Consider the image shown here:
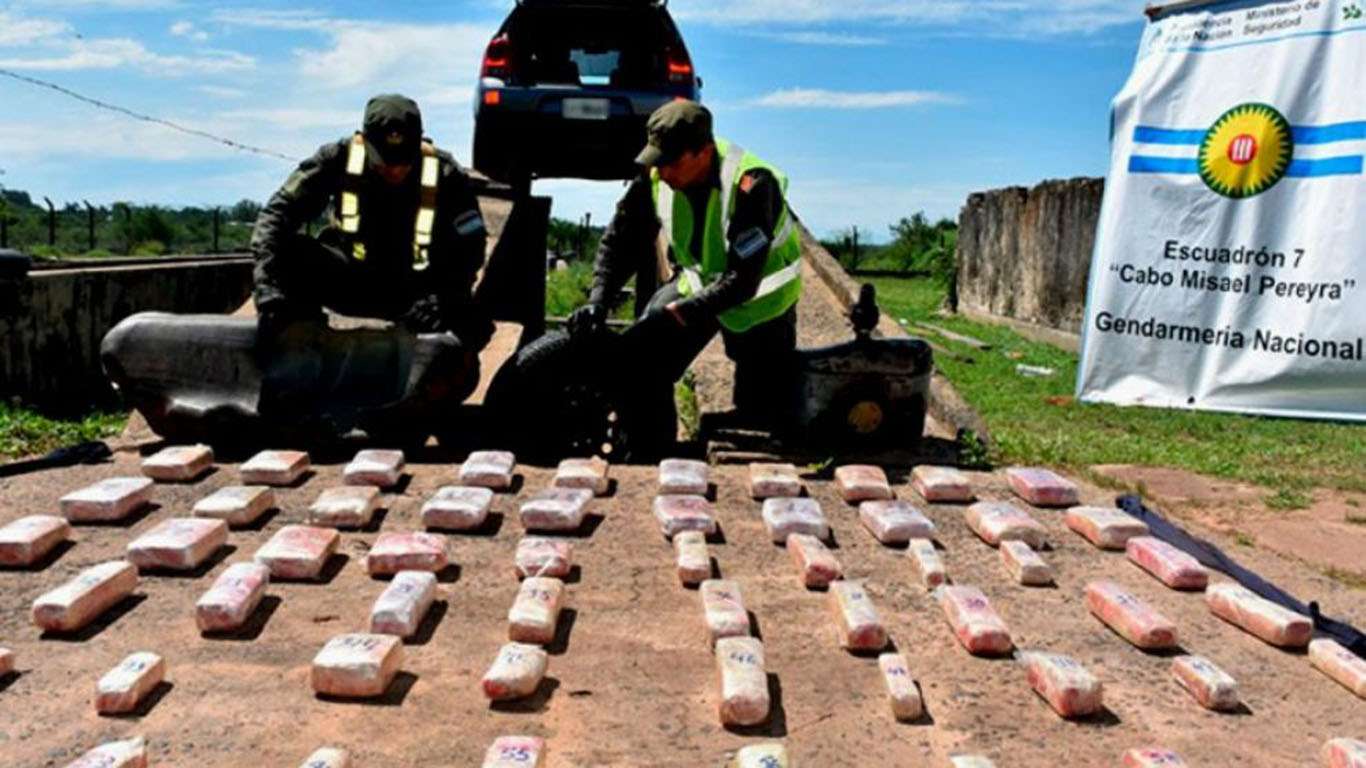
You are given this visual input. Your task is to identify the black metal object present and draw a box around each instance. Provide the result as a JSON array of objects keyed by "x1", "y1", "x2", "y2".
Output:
[
  {"x1": 0, "y1": 441, "x2": 110, "y2": 479},
  {"x1": 43, "y1": 196, "x2": 55, "y2": 246},
  {"x1": 83, "y1": 200, "x2": 96, "y2": 252},
  {"x1": 0, "y1": 248, "x2": 30, "y2": 279},
  {"x1": 101, "y1": 313, "x2": 477, "y2": 447}
]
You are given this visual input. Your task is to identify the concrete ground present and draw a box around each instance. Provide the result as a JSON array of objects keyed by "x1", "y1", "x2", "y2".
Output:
[{"x1": 1, "y1": 199, "x2": 1362, "y2": 767}]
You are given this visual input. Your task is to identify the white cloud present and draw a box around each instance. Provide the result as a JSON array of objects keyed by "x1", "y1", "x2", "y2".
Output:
[
  {"x1": 0, "y1": 38, "x2": 254, "y2": 73},
  {"x1": 757, "y1": 31, "x2": 888, "y2": 46},
  {"x1": 750, "y1": 88, "x2": 959, "y2": 109},
  {"x1": 0, "y1": 12, "x2": 70, "y2": 46},
  {"x1": 169, "y1": 20, "x2": 208, "y2": 42},
  {"x1": 196, "y1": 84, "x2": 247, "y2": 99},
  {"x1": 209, "y1": 8, "x2": 329, "y2": 32},
  {"x1": 674, "y1": 0, "x2": 1138, "y2": 36},
  {"x1": 293, "y1": 21, "x2": 492, "y2": 92}
]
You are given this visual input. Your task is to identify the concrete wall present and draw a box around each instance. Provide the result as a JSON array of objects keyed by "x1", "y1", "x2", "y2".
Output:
[
  {"x1": 956, "y1": 178, "x2": 1104, "y2": 342},
  {"x1": 0, "y1": 257, "x2": 253, "y2": 409}
]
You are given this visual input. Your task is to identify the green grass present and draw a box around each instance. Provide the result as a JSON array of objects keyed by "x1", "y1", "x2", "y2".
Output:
[
  {"x1": 545, "y1": 260, "x2": 639, "y2": 321},
  {"x1": 869, "y1": 275, "x2": 1366, "y2": 497},
  {"x1": 675, "y1": 370, "x2": 701, "y2": 442},
  {"x1": 0, "y1": 402, "x2": 127, "y2": 462}
]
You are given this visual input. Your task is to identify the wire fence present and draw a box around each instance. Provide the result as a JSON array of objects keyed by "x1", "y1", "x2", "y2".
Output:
[{"x1": 0, "y1": 193, "x2": 259, "y2": 258}]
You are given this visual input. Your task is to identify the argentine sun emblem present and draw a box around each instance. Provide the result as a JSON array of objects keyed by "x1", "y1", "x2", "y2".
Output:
[{"x1": 1197, "y1": 103, "x2": 1294, "y2": 198}]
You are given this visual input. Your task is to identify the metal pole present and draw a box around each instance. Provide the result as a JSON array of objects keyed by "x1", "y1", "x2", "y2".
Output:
[
  {"x1": 212, "y1": 208, "x2": 220, "y2": 253},
  {"x1": 43, "y1": 197, "x2": 55, "y2": 247},
  {"x1": 1, "y1": 217, "x2": 7, "y2": 249},
  {"x1": 83, "y1": 200, "x2": 95, "y2": 252},
  {"x1": 122, "y1": 204, "x2": 133, "y2": 254}
]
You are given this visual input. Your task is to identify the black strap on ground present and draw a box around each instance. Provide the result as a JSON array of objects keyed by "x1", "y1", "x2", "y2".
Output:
[
  {"x1": 1117, "y1": 494, "x2": 1366, "y2": 659},
  {"x1": 0, "y1": 441, "x2": 112, "y2": 479}
]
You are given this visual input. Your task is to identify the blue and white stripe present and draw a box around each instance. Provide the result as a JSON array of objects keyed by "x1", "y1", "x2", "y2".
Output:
[{"x1": 1128, "y1": 120, "x2": 1366, "y2": 178}]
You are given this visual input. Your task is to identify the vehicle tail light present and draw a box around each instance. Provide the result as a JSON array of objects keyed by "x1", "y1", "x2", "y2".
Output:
[
  {"x1": 665, "y1": 46, "x2": 693, "y2": 84},
  {"x1": 482, "y1": 33, "x2": 512, "y2": 78}
]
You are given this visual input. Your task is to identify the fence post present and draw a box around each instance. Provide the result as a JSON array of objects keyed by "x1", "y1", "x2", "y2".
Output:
[
  {"x1": 83, "y1": 200, "x2": 96, "y2": 253},
  {"x1": 1, "y1": 217, "x2": 7, "y2": 249},
  {"x1": 121, "y1": 204, "x2": 133, "y2": 254},
  {"x1": 43, "y1": 197, "x2": 56, "y2": 247},
  {"x1": 212, "y1": 208, "x2": 221, "y2": 253}
]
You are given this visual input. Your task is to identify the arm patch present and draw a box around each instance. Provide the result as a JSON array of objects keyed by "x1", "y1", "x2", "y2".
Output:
[
  {"x1": 454, "y1": 209, "x2": 486, "y2": 237},
  {"x1": 733, "y1": 227, "x2": 770, "y2": 262}
]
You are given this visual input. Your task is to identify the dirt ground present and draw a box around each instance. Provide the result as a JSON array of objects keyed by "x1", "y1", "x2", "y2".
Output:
[{"x1": 3, "y1": 207, "x2": 1363, "y2": 766}]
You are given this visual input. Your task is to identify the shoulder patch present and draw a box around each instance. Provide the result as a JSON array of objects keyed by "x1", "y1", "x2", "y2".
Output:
[{"x1": 739, "y1": 173, "x2": 758, "y2": 194}]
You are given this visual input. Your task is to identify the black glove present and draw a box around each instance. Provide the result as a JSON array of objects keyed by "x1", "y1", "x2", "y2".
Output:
[
  {"x1": 401, "y1": 295, "x2": 445, "y2": 334},
  {"x1": 567, "y1": 302, "x2": 607, "y2": 338}
]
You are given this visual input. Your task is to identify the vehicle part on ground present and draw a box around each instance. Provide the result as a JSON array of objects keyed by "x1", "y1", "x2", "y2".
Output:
[{"x1": 101, "y1": 312, "x2": 476, "y2": 448}]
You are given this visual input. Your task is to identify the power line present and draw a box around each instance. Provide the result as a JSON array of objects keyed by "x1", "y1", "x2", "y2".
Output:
[{"x1": 0, "y1": 68, "x2": 301, "y2": 163}]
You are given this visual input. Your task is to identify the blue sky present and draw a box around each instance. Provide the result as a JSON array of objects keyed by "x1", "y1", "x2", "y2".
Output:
[{"x1": 0, "y1": 1, "x2": 1147, "y2": 241}]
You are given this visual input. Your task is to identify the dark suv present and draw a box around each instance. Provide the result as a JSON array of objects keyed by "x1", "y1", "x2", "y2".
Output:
[{"x1": 472, "y1": 0, "x2": 701, "y2": 188}]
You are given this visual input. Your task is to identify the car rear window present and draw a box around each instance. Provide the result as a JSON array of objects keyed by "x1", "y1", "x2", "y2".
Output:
[{"x1": 508, "y1": 7, "x2": 681, "y2": 88}]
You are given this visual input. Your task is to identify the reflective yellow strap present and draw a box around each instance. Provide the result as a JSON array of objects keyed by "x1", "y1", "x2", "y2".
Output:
[
  {"x1": 346, "y1": 134, "x2": 366, "y2": 176},
  {"x1": 340, "y1": 192, "x2": 360, "y2": 234},
  {"x1": 414, "y1": 208, "x2": 435, "y2": 245},
  {"x1": 420, "y1": 154, "x2": 439, "y2": 188},
  {"x1": 352, "y1": 242, "x2": 367, "y2": 262},
  {"x1": 412, "y1": 245, "x2": 429, "y2": 271}
]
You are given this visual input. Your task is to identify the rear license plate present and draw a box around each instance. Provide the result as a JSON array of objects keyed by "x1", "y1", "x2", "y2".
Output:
[{"x1": 563, "y1": 98, "x2": 611, "y2": 121}]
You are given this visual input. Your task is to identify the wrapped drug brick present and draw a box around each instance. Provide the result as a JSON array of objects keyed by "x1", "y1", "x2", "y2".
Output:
[
  {"x1": 196, "y1": 561, "x2": 270, "y2": 633},
  {"x1": 1126, "y1": 536, "x2": 1208, "y2": 590},
  {"x1": 659, "y1": 458, "x2": 708, "y2": 496},
  {"x1": 460, "y1": 451, "x2": 517, "y2": 491},
  {"x1": 127, "y1": 517, "x2": 228, "y2": 571},
  {"x1": 788, "y1": 533, "x2": 842, "y2": 588},
  {"x1": 60, "y1": 477, "x2": 153, "y2": 523},
  {"x1": 1000, "y1": 540, "x2": 1053, "y2": 586},
  {"x1": 964, "y1": 501, "x2": 1047, "y2": 548},
  {"x1": 308, "y1": 485, "x2": 381, "y2": 529},
  {"x1": 370, "y1": 571, "x2": 437, "y2": 638},
  {"x1": 749, "y1": 462, "x2": 801, "y2": 498},
  {"x1": 0, "y1": 647, "x2": 14, "y2": 676},
  {"x1": 343, "y1": 449, "x2": 405, "y2": 488},
  {"x1": 481, "y1": 642, "x2": 549, "y2": 701},
  {"x1": 254, "y1": 525, "x2": 340, "y2": 580},
  {"x1": 0, "y1": 514, "x2": 71, "y2": 567},
  {"x1": 878, "y1": 652, "x2": 924, "y2": 721},
  {"x1": 829, "y1": 580, "x2": 888, "y2": 651},
  {"x1": 1006, "y1": 467, "x2": 1079, "y2": 507},
  {"x1": 701, "y1": 579, "x2": 751, "y2": 642},
  {"x1": 859, "y1": 500, "x2": 936, "y2": 545},
  {"x1": 519, "y1": 487, "x2": 593, "y2": 532},
  {"x1": 193, "y1": 485, "x2": 275, "y2": 528},
  {"x1": 95, "y1": 651, "x2": 165, "y2": 715},
  {"x1": 508, "y1": 576, "x2": 564, "y2": 645},
  {"x1": 835, "y1": 464, "x2": 893, "y2": 503},
  {"x1": 733, "y1": 744, "x2": 789, "y2": 767},
  {"x1": 1205, "y1": 582, "x2": 1312, "y2": 648},
  {"x1": 553, "y1": 457, "x2": 609, "y2": 495},
  {"x1": 907, "y1": 538, "x2": 948, "y2": 589},
  {"x1": 1065, "y1": 506, "x2": 1148, "y2": 550},
  {"x1": 1123, "y1": 748, "x2": 1188, "y2": 767},
  {"x1": 936, "y1": 585, "x2": 1013, "y2": 655},
  {"x1": 950, "y1": 757, "x2": 996, "y2": 768},
  {"x1": 675, "y1": 531, "x2": 711, "y2": 586},
  {"x1": 32, "y1": 560, "x2": 139, "y2": 632},
  {"x1": 141, "y1": 444, "x2": 214, "y2": 482},
  {"x1": 364, "y1": 531, "x2": 449, "y2": 575},
  {"x1": 653, "y1": 495, "x2": 717, "y2": 539},
  {"x1": 1022, "y1": 651, "x2": 1104, "y2": 718},
  {"x1": 299, "y1": 748, "x2": 351, "y2": 768},
  {"x1": 761, "y1": 497, "x2": 829, "y2": 544},
  {"x1": 715, "y1": 636, "x2": 769, "y2": 726},
  {"x1": 515, "y1": 537, "x2": 573, "y2": 579},
  {"x1": 1309, "y1": 638, "x2": 1366, "y2": 700},
  {"x1": 911, "y1": 465, "x2": 975, "y2": 503},
  {"x1": 311, "y1": 633, "x2": 404, "y2": 698},
  {"x1": 1085, "y1": 580, "x2": 1178, "y2": 650},
  {"x1": 422, "y1": 486, "x2": 494, "y2": 531},
  {"x1": 65, "y1": 737, "x2": 148, "y2": 768},
  {"x1": 240, "y1": 449, "x2": 310, "y2": 485},
  {"x1": 482, "y1": 736, "x2": 546, "y2": 768},
  {"x1": 1170, "y1": 655, "x2": 1240, "y2": 711},
  {"x1": 1323, "y1": 739, "x2": 1366, "y2": 768}
]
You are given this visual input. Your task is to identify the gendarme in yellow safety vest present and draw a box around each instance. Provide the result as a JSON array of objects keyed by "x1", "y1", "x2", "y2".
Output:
[
  {"x1": 651, "y1": 139, "x2": 802, "y2": 333},
  {"x1": 336, "y1": 132, "x2": 440, "y2": 271}
]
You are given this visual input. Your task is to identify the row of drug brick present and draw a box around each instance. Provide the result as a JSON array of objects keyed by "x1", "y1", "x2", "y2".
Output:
[{"x1": 49, "y1": 735, "x2": 1366, "y2": 768}]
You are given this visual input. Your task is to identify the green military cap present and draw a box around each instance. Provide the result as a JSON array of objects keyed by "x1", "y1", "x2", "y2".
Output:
[
  {"x1": 363, "y1": 94, "x2": 423, "y2": 165},
  {"x1": 635, "y1": 100, "x2": 714, "y2": 168}
]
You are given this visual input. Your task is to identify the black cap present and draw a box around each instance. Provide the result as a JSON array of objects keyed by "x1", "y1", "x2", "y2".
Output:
[
  {"x1": 363, "y1": 94, "x2": 423, "y2": 165},
  {"x1": 636, "y1": 100, "x2": 713, "y2": 167}
]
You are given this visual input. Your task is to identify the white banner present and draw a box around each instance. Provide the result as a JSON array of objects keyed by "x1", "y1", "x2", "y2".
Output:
[{"x1": 1077, "y1": 0, "x2": 1366, "y2": 420}]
